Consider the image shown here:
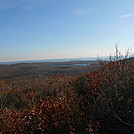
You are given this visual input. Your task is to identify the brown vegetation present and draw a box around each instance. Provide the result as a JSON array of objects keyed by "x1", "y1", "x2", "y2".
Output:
[{"x1": 0, "y1": 49, "x2": 134, "y2": 133}]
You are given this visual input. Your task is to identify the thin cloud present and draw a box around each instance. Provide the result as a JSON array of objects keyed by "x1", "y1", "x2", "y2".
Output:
[
  {"x1": 118, "y1": 13, "x2": 134, "y2": 19},
  {"x1": 0, "y1": 0, "x2": 53, "y2": 10},
  {"x1": 63, "y1": 24, "x2": 118, "y2": 32},
  {"x1": 120, "y1": 1, "x2": 134, "y2": 8},
  {"x1": 71, "y1": 4, "x2": 104, "y2": 16},
  {"x1": 71, "y1": 8, "x2": 93, "y2": 15},
  {"x1": 0, "y1": 0, "x2": 18, "y2": 9}
]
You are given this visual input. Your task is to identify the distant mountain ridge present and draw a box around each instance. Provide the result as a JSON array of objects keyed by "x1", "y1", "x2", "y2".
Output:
[
  {"x1": 0, "y1": 56, "x2": 133, "y2": 65},
  {"x1": 0, "y1": 57, "x2": 101, "y2": 65}
]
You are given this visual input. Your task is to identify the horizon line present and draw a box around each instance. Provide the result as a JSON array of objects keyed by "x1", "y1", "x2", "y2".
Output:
[{"x1": 0, "y1": 56, "x2": 108, "y2": 64}]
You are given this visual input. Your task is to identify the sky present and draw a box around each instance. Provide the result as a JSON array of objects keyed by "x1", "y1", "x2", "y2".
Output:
[{"x1": 0, "y1": 0, "x2": 134, "y2": 62}]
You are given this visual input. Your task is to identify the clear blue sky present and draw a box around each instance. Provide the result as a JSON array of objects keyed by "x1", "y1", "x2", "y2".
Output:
[{"x1": 0, "y1": 0, "x2": 134, "y2": 62}]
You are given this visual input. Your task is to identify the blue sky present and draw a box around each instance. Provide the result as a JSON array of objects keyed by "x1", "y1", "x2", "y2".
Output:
[{"x1": 0, "y1": 0, "x2": 134, "y2": 62}]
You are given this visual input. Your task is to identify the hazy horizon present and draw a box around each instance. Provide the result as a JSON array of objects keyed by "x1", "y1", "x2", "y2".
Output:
[
  {"x1": 0, "y1": 0, "x2": 134, "y2": 62},
  {"x1": 0, "y1": 56, "x2": 101, "y2": 64}
]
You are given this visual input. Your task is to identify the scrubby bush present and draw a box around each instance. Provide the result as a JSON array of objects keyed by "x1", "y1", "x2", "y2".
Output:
[
  {"x1": 73, "y1": 47, "x2": 134, "y2": 133},
  {"x1": 0, "y1": 47, "x2": 133, "y2": 133}
]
